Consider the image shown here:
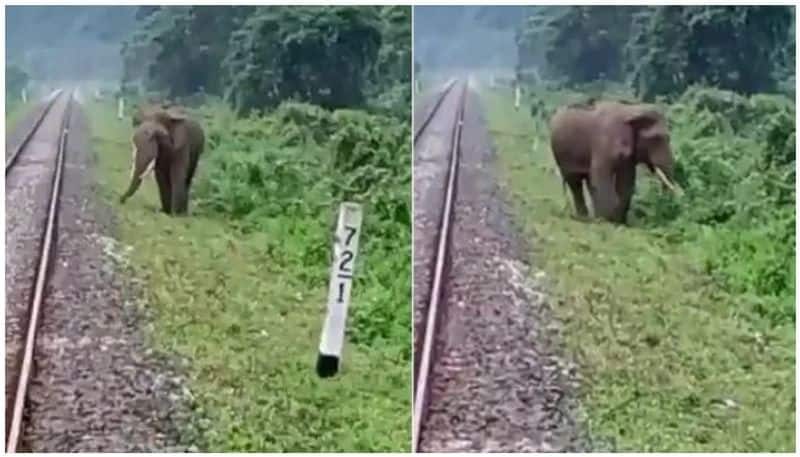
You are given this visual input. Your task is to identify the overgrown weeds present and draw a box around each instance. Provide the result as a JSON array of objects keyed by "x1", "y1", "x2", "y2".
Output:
[
  {"x1": 489, "y1": 84, "x2": 795, "y2": 451},
  {"x1": 89, "y1": 97, "x2": 410, "y2": 450}
]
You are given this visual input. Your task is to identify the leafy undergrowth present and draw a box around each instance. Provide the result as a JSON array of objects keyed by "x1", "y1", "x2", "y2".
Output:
[
  {"x1": 483, "y1": 87, "x2": 795, "y2": 451},
  {"x1": 86, "y1": 99, "x2": 409, "y2": 451}
]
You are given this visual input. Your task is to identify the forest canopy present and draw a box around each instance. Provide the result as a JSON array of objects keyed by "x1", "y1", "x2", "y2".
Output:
[
  {"x1": 516, "y1": 6, "x2": 795, "y2": 99},
  {"x1": 121, "y1": 6, "x2": 411, "y2": 115}
]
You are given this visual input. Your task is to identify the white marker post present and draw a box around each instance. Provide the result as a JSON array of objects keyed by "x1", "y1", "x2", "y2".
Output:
[
  {"x1": 21, "y1": 88, "x2": 27, "y2": 103},
  {"x1": 514, "y1": 84, "x2": 521, "y2": 110},
  {"x1": 117, "y1": 97, "x2": 125, "y2": 120},
  {"x1": 317, "y1": 202, "x2": 363, "y2": 377}
]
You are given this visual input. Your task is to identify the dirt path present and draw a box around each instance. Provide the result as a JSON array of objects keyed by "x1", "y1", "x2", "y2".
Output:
[
  {"x1": 5, "y1": 98, "x2": 194, "y2": 451},
  {"x1": 417, "y1": 85, "x2": 585, "y2": 452}
]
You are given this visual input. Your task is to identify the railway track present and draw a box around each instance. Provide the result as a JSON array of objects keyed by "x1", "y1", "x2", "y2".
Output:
[
  {"x1": 413, "y1": 78, "x2": 581, "y2": 452},
  {"x1": 5, "y1": 89, "x2": 73, "y2": 453},
  {"x1": 413, "y1": 79, "x2": 456, "y2": 143},
  {"x1": 5, "y1": 90, "x2": 64, "y2": 174},
  {"x1": 412, "y1": 79, "x2": 467, "y2": 452}
]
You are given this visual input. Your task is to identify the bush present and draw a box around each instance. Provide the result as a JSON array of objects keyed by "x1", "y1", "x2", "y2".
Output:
[
  {"x1": 191, "y1": 102, "x2": 411, "y2": 355},
  {"x1": 633, "y1": 87, "x2": 795, "y2": 321},
  {"x1": 6, "y1": 64, "x2": 29, "y2": 101}
]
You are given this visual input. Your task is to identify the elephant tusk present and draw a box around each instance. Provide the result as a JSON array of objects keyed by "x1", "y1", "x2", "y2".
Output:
[
  {"x1": 139, "y1": 159, "x2": 156, "y2": 179},
  {"x1": 654, "y1": 168, "x2": 683, "y2": 196}
]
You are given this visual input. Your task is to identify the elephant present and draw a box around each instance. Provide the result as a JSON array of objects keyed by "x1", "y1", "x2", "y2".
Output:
[
  {"x1": 549, "y1": 100, "x2": 680, "y2": 224},
  {"x1": 131, "y1": 101, "x2": 177, "y2": 127},
  {"x1": 119, "y1": 108, "x2": 205, "y2": 215}
]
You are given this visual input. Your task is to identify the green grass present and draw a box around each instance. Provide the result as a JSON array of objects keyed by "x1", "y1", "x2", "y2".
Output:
[
  {"x1": 86, "y1": 101, "x2": 410, "y2": 451},
  {"x1": 482, "y1": 89, "x2": 795, "y2": 452},
  {"x1": 6, "y1": 98, "x2": 30, "y2": 131}
]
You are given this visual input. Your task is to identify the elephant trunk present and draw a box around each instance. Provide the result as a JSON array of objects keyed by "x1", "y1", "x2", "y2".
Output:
[{"x1": 119, "y1": 176, "x2": 143, "y2": 204}]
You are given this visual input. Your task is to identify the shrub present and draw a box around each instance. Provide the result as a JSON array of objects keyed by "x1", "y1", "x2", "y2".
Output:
[
  {"x1": 192, "y1": 102, "x2": 411, "y2": 354},
  {"x1": 633, "y1": 87, "x2": 794, "y2": 320}
]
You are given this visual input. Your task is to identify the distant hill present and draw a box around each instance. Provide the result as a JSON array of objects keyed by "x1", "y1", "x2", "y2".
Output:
[
  {"x1": 6, "y1": 6, "x2": 137, "y2": 81},
  {"x1": 413, "y1": 6, "x2": 535, "y2": 71}
]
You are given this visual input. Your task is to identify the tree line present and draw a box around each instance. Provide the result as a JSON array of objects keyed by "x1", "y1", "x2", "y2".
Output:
[
  {"x1": 121, "y1": 6, "x2": 411, "y2": 115},
  {"x1": 516, "y1": 6, "x2": 795, "y2": 99}
]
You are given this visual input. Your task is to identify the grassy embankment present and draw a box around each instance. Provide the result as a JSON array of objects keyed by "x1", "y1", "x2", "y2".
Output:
[
  {"x1": 482, "y1": 86, "x2": 794, "y2": 451},
  {"x1": 85, "y1": 99, "x2": 410, "y2": 451}
]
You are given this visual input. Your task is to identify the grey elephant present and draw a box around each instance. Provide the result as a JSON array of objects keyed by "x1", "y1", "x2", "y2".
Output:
[
  {"x1": 120, "y1": 107, "x2": 205, "y2": 215},
  {"x1": 549, "y1": 100, "x2": 681, "y2": 224}
]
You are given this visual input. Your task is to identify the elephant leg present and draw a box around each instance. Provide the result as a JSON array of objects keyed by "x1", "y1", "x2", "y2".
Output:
[
  {"x1": 184, "y1": 150, "x2": 199, "y2": 191},
  {"x1": 154, "y1": 164, "x2": 172, "y2": 214},
  {"x1": 615, "y1": 162, "x2": 636, "y2": 224},
  {"x1": 169, "y1": 155, "x2": 190, "y2": 215},
  {"x1": 565, "y1": 174, "x2": 589, "y2": 218},
  {"x1": 588, "y1": 162, "x2": 620, "y2": 222}
]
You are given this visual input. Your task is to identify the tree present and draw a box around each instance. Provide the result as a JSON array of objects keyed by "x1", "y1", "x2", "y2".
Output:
[
  {"x1": 517, "y1": 6, "x2": 639, "y2": 84},
  {"x1": 628, "y1": 6, "x2": 793, "y2": 100},
  {"x1": 121, "y1": 6, "x2": 251, "y2": 98},
  {"x1": 6, "y1": 64, "x2": 30, "y2": 101},
  {"x1": 224, "y1": 7, "x2": 382, "y2": 113},
  {"x1": 516, "y1": 6, "x2": 794, "y2": 99},
  {"x1": 374, "y1": 6, "x2": 411, "y2": 90}
]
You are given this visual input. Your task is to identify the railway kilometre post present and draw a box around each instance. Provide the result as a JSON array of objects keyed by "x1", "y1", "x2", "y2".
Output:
[{"x1": 316, "y1": 202, "x2": 363, "y2": 378}]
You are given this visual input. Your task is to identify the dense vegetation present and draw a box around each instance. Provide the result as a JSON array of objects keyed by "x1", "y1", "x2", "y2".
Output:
[
  {"x1": 88, "y1": 99, "x2": 410, "y2": 450},
  {"x1": 119, "y1": 3, "x2": 411, "y2": 361},
  {"x1": 515, "y1": 5, "x2": 795, "y2": 325},
  {"x1": 191, "y1": 100, "x2": 411, "y2": 353},
  {"x1": 121, "y1": 6, "x2": 410, "y2": 116},
  {"x1": 502, "y1": 5, "x2": 794, "y2": 451},
  {"x1": 488, "y1": 86, "x2": 795, "y2": 451},
  {"x1": 636, "y1": 87, "x2": 795, "y2": 324},
  {"x1": 517, "y1": 6, "x2": 795, "y2": 99},
  {"x1": 108, "y1": 6, "x2": 411, "y2": 450}
]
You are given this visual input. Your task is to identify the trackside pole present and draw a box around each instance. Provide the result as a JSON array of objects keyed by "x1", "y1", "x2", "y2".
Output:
[
  {"x1": 317, "y1": 202, "x2": 363, "y2": 378},
  {"x1": 514, "y1": 85, "x2": 521, "y2": 110},
  {"x1": 118, "y1": 97, "x2": 124, "y2": 120},
  {"x1": 21, "y1": 88, "x2": 27, "y2": 103}
]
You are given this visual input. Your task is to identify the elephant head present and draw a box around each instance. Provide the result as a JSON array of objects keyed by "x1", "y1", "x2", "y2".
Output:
[
  {"x1": 132, "y1": 101, "x2": 183, "y2": 127},
  {"x1": 119, "y1": 120, "x2": 173, "y2": 204},
  {"x1": 624, "y1": 105, "x2": 681, "y2": 194}
]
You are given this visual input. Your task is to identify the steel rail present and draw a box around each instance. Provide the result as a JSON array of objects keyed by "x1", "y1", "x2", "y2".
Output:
[
  {"x1": 413, "y1": 79, "x2": 457, "y2": 144},
  {"x1": 6, "y1": 90, "x2": 73, "y2": 453},
  {"x1": 6, "y1": 89, "x2": 64, "y2": 174},
  {"x1": 412, "y1": 81, "x2": 467, "y2": 452}
]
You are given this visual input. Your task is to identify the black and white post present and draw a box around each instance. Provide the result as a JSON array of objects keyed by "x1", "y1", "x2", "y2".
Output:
[{"x1": 317, "y1": 202, "x2": 363, "y2": 378}]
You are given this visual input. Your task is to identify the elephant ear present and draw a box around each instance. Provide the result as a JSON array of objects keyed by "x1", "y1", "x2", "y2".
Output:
[{"x1": 625, "y1": 106, "x2": 663, "y2": 132}]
